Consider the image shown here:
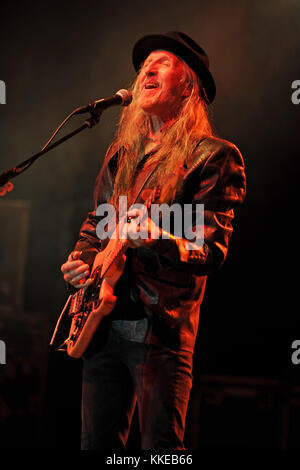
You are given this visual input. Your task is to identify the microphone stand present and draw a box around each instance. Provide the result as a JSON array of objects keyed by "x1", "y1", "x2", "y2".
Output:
[{"x1": 0, "y1": 107, "x2": 101, "y2": 190}]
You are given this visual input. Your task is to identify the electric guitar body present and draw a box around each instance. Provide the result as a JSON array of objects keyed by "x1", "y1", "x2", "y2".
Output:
[
  {"x1": 66, "y1": 246, "x2": 126, "y2": 358},
  {"x1": 51, "y1": 232, "x2": 127, "y2": 359}
]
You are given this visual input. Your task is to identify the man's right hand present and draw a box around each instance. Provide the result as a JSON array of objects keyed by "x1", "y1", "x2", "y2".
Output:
[{"x1": 61, "y1": 251, "x2": 94, "y2": 289}]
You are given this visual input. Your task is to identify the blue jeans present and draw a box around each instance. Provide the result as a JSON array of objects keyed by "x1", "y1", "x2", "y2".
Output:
[{"x1": 81, "y1": 321, "x2": 193, "y2": 450}]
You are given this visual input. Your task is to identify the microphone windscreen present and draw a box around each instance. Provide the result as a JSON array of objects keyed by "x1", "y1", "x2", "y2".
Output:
[{"x1": 115, "y1": 89, "x2": 132, "y2": 106}]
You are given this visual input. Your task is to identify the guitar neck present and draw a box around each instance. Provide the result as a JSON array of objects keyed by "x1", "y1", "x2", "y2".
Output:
[
  {"x1": 100, "y1": 237, "x2": 128, "y2": 278},
  {"x1": 98, "y1": 185, "x2": 157, "y2": 279}
]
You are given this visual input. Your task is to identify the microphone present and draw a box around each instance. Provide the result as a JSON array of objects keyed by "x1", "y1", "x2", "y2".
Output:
[{"x1": 74, "y1": 89, "x2": 132, "y2": 115}]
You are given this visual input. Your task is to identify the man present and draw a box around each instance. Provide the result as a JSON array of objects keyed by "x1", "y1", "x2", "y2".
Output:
[{"x1": 60, "y1": 31, "x2": 246, "y2": 450}]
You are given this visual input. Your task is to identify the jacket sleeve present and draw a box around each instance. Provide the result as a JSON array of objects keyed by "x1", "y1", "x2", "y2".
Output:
[
  {"x1": 72, "y1": 145, "x2": 116, "y2": 268},
  {"x1": 152, "y1": 141, "x2": 246, "y2": 276},
  {"x1": 72, "y1": 211, "x2": 103, "y2": 267}
]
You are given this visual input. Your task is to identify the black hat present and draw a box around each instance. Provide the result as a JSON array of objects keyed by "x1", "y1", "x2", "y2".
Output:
[{"x1": 132, "y1": 31, "x2": 216, "y2": 104}]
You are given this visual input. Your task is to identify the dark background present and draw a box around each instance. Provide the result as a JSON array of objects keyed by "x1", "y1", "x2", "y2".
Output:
[{"x1": 0, "y1": 0, "x2": 299, "y2": 450}]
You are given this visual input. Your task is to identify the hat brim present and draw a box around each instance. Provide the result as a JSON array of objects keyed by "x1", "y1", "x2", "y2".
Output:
[{"x1": 132, "y1": 34, "x2": 216, "y2": 103}]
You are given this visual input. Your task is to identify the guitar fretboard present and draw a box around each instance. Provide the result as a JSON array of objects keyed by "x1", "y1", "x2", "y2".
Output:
[{"x1": 100, "y1": 236, "x2": 127, "y2": 278}]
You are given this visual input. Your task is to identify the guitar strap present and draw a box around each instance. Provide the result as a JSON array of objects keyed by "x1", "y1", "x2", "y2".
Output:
[
  {"x1": 109, "y1": 145, "x2": 162, "y2": 210},
  {"x1": 128, "y1": 157, "x2": 160, "y2": 206},
  {"x1": 98, "y1": 149, "x2": 162, "y2": 275},
  {"x1": 125, "y1": 138, "x2": 209, "y2": 207}
]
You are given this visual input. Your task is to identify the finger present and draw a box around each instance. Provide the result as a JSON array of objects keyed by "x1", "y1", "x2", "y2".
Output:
[
  {"x1": 71, "y1": 270, "x2": 90, "y2": 285},
  {"x1": 68, "y1": 251, "x2": 82, "y2": 261},
  {"x1": 63, "y1": 263, "x2": 89, "y2": 281},
  {"x1": 72, "y1": 263, "x2": 90, "y2": 276},
  {"x1": 64, "y1": 271, "x2": 90, "y2": 286},
  {"x1": 61, "y1": 260, "x2": 88, "y2": 274},
  {"x1": 64, "y1": 264, "x2": 90, "y2": 282},
  {"x1": 61, "y1": 260, "x2": 79, "y2": 274},
  {"x1": 73, "y1": 277, "x2": 94, "y2": 289},
  {"x1": 72, "y1": 269, "x2": 90, "y2": 282},
  {"x1": 62, "y1": 259, "x2": 83, "y2": 272}
]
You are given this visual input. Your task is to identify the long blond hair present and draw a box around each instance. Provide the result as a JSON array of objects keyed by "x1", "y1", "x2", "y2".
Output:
[{"x1": 97, "y1": 60, "x2": 216, "y2": 207}]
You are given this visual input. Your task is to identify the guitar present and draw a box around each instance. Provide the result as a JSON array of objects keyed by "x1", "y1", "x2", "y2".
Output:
[{"x1": 52, "y1": 219, "x2": 130, "y2": 359}]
